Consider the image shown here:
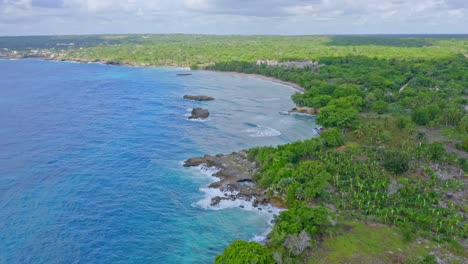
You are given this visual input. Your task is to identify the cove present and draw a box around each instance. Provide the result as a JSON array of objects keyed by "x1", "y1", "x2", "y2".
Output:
[{"x1": 0, "y1": 59, "x2": 318, "y2": 263}]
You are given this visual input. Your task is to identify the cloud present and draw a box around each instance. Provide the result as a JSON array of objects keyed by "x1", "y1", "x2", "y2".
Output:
[
  {"x1": 445, "y1": 0, "x2": 468, "y2": 9},
  {"x1": 31, "y1": 0, "x2": 63, "y2": 8},
  {"x1": 184, "y1": 0, "x2": 321, "y2": 17},
  {"x1": 0, "y1": 0, "x2": 466, "y2": 35}
]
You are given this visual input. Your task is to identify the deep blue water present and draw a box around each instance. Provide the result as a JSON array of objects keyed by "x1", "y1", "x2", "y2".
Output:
[{"x1": 0, "y1": 59, "x2": 317, "y2": 263}]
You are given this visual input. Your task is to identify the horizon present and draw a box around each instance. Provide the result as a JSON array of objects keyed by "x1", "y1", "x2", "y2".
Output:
[{"x1": 1, "y1": 33, "x2": 468, "y2": 37}]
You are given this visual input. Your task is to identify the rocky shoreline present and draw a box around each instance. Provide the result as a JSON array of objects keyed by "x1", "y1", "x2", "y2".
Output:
[
  {"x1": 8, "y1": 55, "x2": 294, "y2": 210},
  {"x1": 184, "y1": 151, "x2": 274, "y2": 208}
]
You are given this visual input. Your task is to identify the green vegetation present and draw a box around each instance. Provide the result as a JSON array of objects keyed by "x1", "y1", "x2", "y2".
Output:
[
  {"x1": 203, "y1": 36, "x2": 466, "y2": 263},
  {"x1": 215, "y1": 241, "x2": 274, "y2": 264},
  {"x1": 4, "y1": 34, "x2": 466, "y2": 263},
  {"x1": 309, "y1": 221, "x2": 435, "y2": 264},
  {"x1": 209, "y1": 56, "x2": 468, "y2": 134},
  {"x1": 54, "y1": 34, "x2": 468, "y2": 66}
]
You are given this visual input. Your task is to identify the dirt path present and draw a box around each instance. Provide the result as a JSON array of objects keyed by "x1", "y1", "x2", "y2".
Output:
[{"x1": 424, "y1": 128, "x2": 468, "y2": 159}]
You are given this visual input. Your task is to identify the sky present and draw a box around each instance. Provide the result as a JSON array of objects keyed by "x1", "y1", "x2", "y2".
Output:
[{"x1": 0, "y1": 0, "x2": 467, "y2": 36}]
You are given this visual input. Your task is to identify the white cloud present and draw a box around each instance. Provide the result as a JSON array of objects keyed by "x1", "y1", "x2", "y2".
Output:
[{"x1": 0, "y1": 0, "x2": 466, "y2": 35}]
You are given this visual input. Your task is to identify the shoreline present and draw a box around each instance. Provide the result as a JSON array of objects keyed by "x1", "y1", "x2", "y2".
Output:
[
  {"x1": 185, "y1": 154, "x2": 284, "y2": 244},
  {"x1": 3, "y1": 56, "x2": 305, "y2": 94},
  {"x1": 6, "y1": 57, "x2": 296, "y2": 235},
  {"x1": 205, "y1": 70, "x2": 305, "y2": 93}
]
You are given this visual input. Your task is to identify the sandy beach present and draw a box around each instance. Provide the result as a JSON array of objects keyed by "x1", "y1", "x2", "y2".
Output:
[{"x1": 206, "y1": 70, "x2": 305, "y2": 93}]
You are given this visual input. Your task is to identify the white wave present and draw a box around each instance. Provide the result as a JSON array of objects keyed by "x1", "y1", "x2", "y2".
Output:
[
  {"x1": 188, "y1": 162, "x2": 285, "y2": 243},
  {"x1": 251, "y1": 227, "x2": 273, "y2": 244},
  {"x1": 194, "y1": 188, "x2": 283, "y2": 243},
  {"x1": 243, "y1": 126, "x2": 281, "y2": 137},
  {"x1": 187, "y1": 117, "x2": 210, "y2": 122},
  {"x1": 196, "y1": 164, "x2": 221, "y2": 182},
  {"x1": 289, "y1": 112, "x2": 317, "y2": 117},
  {"x1": 194, "y1": 187, "x2": 282, "y2": 218}
]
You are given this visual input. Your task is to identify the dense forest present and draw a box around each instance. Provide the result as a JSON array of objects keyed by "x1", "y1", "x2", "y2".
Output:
[
  {"x1": 3, "y1": 35, "x2": 467, "y2": 263},
  {"x1": 55, "y1": 35, "x2": 468, "y2": 65}
]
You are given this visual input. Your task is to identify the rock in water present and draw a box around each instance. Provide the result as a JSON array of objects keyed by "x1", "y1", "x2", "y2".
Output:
[
  {"x1": 189, "y1": 108, "x2": 209, "y2": 119},
  {"x1": 183, "y1": 151, "x2": 261, "y2": 202},
  {"x1": 289, "y1": 107, "x2": 320, "y2": 115},
  {"x1": 183, "y1": 157, "x2": 207, "y2": 167},
  {"x1": 211, "y1": 196, "x2": 223, "y2": 206},
  {"x1": 183, "y1": 95, "x2": 215, "y2": 101}
]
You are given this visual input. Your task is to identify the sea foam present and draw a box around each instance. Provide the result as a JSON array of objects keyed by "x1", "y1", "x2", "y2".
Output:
[
  {"x1": 243, "y1": 125, "x2": 281, "y2": 137},
  {"x1": 190, "y1": 164, "x2": 284, "y2": 243}
]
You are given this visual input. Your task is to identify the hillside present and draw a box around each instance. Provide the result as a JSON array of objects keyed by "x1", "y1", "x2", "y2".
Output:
[{"x1": 3, "y1": 35, "x2": 467, "y2": 263}]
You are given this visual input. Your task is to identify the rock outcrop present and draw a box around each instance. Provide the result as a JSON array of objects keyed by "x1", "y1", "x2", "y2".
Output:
[
  {"x1": 189, "y1": 108, "x2": 209, "y2": 119},
  {"x1": 289, "y1": 107, "x2": 320, "y2": 115},
  {"x1": 184, "y1": 151, "x2": 271, "y2": 207},
  {"x1": 183, "y1": 95, "x2": 215, "y2": 101}
]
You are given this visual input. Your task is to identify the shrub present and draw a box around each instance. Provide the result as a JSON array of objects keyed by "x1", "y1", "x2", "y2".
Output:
[
  {"x1": 320, "y1": 128, "x2": 344, "y2": 147},
  {"x1": 426, "y1": 142, "x2": 446, "y2": 161},
  {"x1": 382, "y1": 151, "x2": 409, "y2": 174},
  {"x1": 215, "y1": 241, "x2": 274, "y2": 264},
  {"x1": 396, "y1": 116, "x2": 413, "y2": 130},
  {"x1": 372, "y1": 100, "x2": 389, "y2": 114},
  {"x1": 269, "y1": 203, "x2": 329, "y2": 247},
  {"x1": 412, "y1": 108, "x2": 430, "y2": 125}
]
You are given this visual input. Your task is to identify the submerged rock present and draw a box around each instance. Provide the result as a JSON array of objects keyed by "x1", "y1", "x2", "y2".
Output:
[
  {"x1": 189, "y1": 107, "x2": 209, "y2": 119},
  {"x1": 211, "y1": 196, "x2": 223, "y2": 206},
  {"x1": 183, "y1": 95, "x2": 215, "y2": 101}
]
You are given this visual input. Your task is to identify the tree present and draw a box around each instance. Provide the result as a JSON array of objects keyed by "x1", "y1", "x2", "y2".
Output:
[
  {"x1": 371, "y1": 100, "x2": 389, "y2": 114},
  {"x1": 458, "y1": 115, "x2": 468, "y2": 135},
  {"x1": 320, "y1": 128, "x2": 344, "y2": 147},
  {"x1": 283, "y1": 230, "x2": 312, "y2": 256},
  {"x1": 316, "y1": 105, "x2": 359, "y2": 129},
  {"x1": 269, "y1": 203, "x2": 329, "y2": 246},
  {"x1": 412, "y1": 108, "x2": 431, "y2": 125},
  {"x1": 333, "y1": 84, "x2": 362, "y2": 98},
  {"x1": 215, "y1": 241, "x2": 274, "y2": 264}
]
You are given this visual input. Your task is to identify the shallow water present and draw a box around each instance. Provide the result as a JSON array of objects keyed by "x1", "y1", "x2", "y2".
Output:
[{"x1": 0, "y1": 59, "x2": 318, "y2": 263}]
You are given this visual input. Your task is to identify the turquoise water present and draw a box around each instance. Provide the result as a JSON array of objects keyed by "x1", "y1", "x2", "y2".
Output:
[{"x1": 0, "y1": 59, "x2": 318, "y2": 263}]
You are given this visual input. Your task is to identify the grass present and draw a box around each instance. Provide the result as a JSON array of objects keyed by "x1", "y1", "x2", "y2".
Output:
[
  {"x1": 307, "y1": 221, "x2": 434, "y2": 264},
  {"x1": 440, "y1": 127, "x2": 466, "y2": 141}
]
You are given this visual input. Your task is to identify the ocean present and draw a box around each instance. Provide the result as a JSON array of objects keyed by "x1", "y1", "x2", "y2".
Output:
[{"x1": 0, "y1": 59, "x2": 318, "y2": 263}]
